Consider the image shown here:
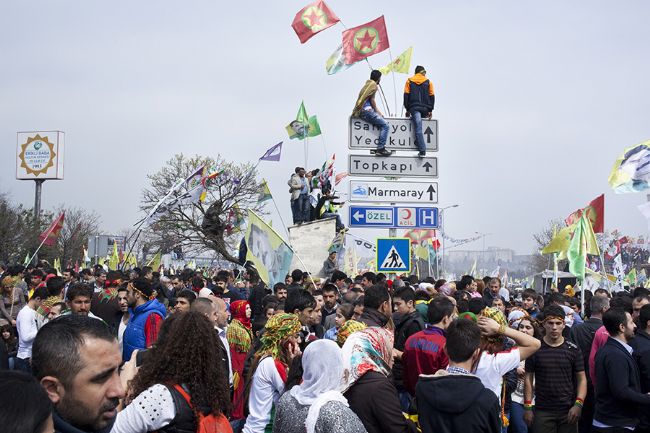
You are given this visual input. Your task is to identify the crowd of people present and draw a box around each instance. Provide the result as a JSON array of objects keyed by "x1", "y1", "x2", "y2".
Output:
[{"x1": 2, "y1": 261, "x2": 650, "y2": 433}]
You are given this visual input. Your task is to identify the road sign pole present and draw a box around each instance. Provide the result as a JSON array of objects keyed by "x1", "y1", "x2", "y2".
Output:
[
  {"x1": 33, "y1": 179, "x2": 44, "y2": 264},
  {"x1": 388, "y1": 201, "x2": 397, "y2": 279}
]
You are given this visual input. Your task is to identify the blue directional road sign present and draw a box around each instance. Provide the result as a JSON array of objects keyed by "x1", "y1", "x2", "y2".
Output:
[
  {"x1": 349, "y1": 206, "x2": 438, "y2": 229},
  {"x1": 376, "y1": 238, "x2": 411, "y2": 273}
]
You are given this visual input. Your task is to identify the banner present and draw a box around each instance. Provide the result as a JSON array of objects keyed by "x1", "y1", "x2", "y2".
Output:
[
  {"x1": 246, "y1": 211, "x2": 294, "y2": 286},
  {"x1": 39, "y1": 212, "x2": 65, "y2": 247},
  {"x1": 342, "y1": 16, "x2": 390, "y2": 64}
]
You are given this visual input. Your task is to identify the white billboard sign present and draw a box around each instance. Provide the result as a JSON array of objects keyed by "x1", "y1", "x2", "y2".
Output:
[{"x1": 16, "y1": 131, "x2": 65, "y2": 180}]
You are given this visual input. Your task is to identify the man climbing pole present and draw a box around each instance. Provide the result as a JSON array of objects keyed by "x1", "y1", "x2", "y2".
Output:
[
  {"x1": 352, "y1": 70, "x2": 392, "y2": 157},
  {"x1": 403, "y1": 65, "x2": 435, "y2": 158}
]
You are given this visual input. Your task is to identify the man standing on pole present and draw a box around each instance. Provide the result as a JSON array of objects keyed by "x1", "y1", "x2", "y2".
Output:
[
  {"x1": 352, "y1": 70, "x2": 392, "y2": 157},
  {"x1": 403, "y1": 65, "x2": 435, "y2": 158}
]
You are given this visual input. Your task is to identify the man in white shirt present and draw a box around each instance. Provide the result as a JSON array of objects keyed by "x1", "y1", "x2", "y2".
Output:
[
  {"x1": 116, "y1": 285, "x2": 130, "y2": 352},
  {"x1": 15, "y1": 286, "x2": 48, "y2": 373}
]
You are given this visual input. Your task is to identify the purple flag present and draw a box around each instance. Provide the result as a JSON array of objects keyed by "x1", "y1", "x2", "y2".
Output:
[{"x1": 259, "y1": 142, "x2": 283, "y2": 161}]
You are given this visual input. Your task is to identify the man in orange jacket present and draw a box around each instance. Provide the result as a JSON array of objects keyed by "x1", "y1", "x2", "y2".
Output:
[{"x1": 403, "y1": 65, "x2": 435, "y2": 158}]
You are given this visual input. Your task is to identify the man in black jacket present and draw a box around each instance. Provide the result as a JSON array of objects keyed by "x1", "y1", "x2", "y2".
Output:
[
  {"x1": 392, "y1": 286, "x2": 425, "y2": 410},
  {"x1": 570, "y1": 295, "x2": 610, "y2": 433},
  {"x1": 631, "y1": 304, "x2": 650, "y2": 432},
  {"x1": 593, "y1": 308, "x2": 650, "y2": 432},
  {"x1": 403, "y1": 65, "x2": 435, "y2": 158},
  {"x1": 417, "y1": 319, "x2": 500, "y2": 433}
]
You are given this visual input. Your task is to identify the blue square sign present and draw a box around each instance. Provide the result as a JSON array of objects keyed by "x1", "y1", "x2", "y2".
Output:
[{"x1": 376, "y1": 238, "x2": 411, "y2": 273}]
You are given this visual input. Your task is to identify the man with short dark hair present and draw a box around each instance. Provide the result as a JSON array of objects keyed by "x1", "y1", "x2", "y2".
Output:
[
  {"x1": 122, "y1": 278, "x2": 166, "y2": 361},
  {"x1": 65, "y1": 283, "x2": 95, "y2": 317},
  {"x1": 403, "y1": 65, "x2": 435, "y2": 158},
  {"x1": 392, "y1": 286, "x2": 425, "y2": 409},
  {"x1": 331, "y1": 270, "x2": 347, "y2": 294},
  {"x1": 15, "y1": 286, "x2": 48, "y2": 373},
  {"x1": 174, "y1": 289, "x2": 196, "y2": 314},
  {"x1": 417, "y1": 319, "x2": 500, "y2": 433},
  {"x1": 288, "y1": 167, "x2": 310, "y2": 224},
  {"x1": 359, "y1": 284, "x2": 391, "y2": 328},
  {"x1": 273, "y1": 282, "x2": 288, "y2": 301},
  {"x1": 115, "y1": 285, "x2": 130, "y2": 353},
  {"x1": 361, "y1": 271, "x2": 376, "y2": 289},
  {"x1": 286, "y1": 288, "x2": 317, "y2": 344},
  {"x1": 633, "y1": 295, "x2": 650, "y2": 324},
  {"x1": 524, "y1": 305, "x2": 587, "y2": 433},
  {"x1": 402, "y1": 296, "x2": 455, "y2": 396},
  {"x1": 593, "y1": 308, "x2": 650, "y2": 432},
  {"x1": 287, "y1": 269, "x2": 304, "y2": 294},
  {"x1": 321, "y1": 283, "x2": 339, "y2": 328},
  {"x1": 352, "y1": 69, "x2": 392, "y2": 156},
  {"x1": 92, "y1": 269, "x2": 106, "y2": 293},
  {"x1": 33, "y1": 315, "x2": 125, "y2": 432},
  {"x1": 483, "y1": 277, "x2": 505, "y2": 308}
]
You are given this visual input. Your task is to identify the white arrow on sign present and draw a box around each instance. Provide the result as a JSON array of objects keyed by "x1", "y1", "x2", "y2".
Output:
[
  {"x1": 348, "y1": 154, "x2": 438, "y2": 178},
  {"x1": 352, "y1": 210, "x2": 363, "y2": 221},
  {"x1": 349, "y1": 180, "x2": 438, "y2": 204},
  {"x1": 348, "y1": 117, "x2": 438, "y2": 151}
]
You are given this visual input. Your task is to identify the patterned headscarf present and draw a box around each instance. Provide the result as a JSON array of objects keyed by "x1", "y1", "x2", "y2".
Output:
[
  {"x1": 342, "y1": 327, "x2": 394, "y2": 391},
  {"x1": 230, "y1": 300, "x2": 251, "y2": 329},
  {"x1": 336, "y1": 320, "x2": 367, "y2": 347},
  {"x1": 480, "y1": 307, "x2": 508, "y2": 343},
  {"x1": 258, "y1": 313, "x2": 301, "y2": 360}
]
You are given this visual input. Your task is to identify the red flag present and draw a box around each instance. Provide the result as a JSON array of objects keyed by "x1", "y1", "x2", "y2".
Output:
[
  {"x1": 342, "y1": 16, "x2": 390, "y2": 64},
  {"x1": 565, "y1": 194, "x2": 604, "y2": 233},
  {"x1": 431, "y1": 239, "x2": 441, "y2": 251},
  {"x1": 39, "y1": 212, "x2": 65, "y2": 247},
  {"x1": 292, "y1": 0, "x2": 340, "y2": 44}
]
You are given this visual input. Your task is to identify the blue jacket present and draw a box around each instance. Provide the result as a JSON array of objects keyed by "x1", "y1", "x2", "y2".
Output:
[{"x1": 122, "y1": 299, "x2": 166, "y2": 361}]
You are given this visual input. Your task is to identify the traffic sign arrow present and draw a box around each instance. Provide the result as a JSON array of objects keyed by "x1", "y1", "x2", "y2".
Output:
[
  {"x1": 424, "y1": 126, "x2": 434, "y2": 144},
  {"x1": 349, "y1": 117, "x2": 438, "y2": 151},
  {"x1": 427, "y1": 185, "x2": 436, "y2": 201},
  {"x1": 348, "y1": 154, "x2": 438, "y2": 178},
  {"x1": 352, "y1": 210, "x2": 364, "y2": 221}
]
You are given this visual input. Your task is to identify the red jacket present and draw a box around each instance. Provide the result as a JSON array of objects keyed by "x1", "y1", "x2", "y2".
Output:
[{"x1": 402, "y1": 326, "x2": 448, "y2": 396}]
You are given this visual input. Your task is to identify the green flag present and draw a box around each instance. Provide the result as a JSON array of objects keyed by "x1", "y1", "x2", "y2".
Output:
[
  {"x1": 286, "y1": 102, "x2": 321, "y2": 139},
  {"x1": 626, "y1": 268, "x2": 638, "y2": 286},
  {"x1": 567, "y1": 214, "x2": 599, "y2": 281}
]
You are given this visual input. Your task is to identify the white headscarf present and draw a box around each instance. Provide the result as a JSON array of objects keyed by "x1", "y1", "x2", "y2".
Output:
[{"x1": 290, "y1": 339, "x2": 349, "y2": 433}]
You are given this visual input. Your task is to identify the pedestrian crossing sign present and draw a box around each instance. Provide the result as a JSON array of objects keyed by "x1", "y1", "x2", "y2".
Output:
[{"x1": 376, "y1": 238, "x2": 411, "y2": 273}]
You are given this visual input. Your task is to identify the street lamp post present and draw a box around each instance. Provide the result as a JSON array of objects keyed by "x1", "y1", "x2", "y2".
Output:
[{"x1": 440, "y1": 204, "x2": 459, "y2": 278}]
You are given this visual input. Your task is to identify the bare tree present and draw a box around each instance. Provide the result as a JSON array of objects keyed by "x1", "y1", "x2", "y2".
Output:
[
  {"x1": 51, "y1": 207, "x2": 101, "y2": 266},
  {"x1": 532, "y1": 219, "x2": 566, "y2": 273},
  {"x1": 140, "y1": 154, "x2": 264, "y2": 265}
]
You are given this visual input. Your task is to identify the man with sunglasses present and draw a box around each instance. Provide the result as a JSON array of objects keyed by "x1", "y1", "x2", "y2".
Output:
[{"x1": 122, "y1": 278, "x2": 167, "y2": 362}]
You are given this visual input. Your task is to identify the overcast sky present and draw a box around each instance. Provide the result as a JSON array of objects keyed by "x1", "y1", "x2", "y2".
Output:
[{"x1": 1, "y1": 0, "x2": 649, "y2": 255}]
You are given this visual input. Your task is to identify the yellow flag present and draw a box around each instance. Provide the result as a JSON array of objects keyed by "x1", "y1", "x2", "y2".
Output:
[
  {"x1": 147, "y1": 252, "x2": 161, "y2": 271},
  {"x1": 53, "y1": 258, "x2": 61, "y2": 275},
  {"x1": 108, "y1": 243, "x2": 119, "y2": 270},
  {"x1": 541, "y1": 226, "x2": 573, "y2": 254},
  {"x1": 379, "y1": 47, "x2": 413, "y2": 75},
  {"x1": 245, "y1": 211, "x2": 294, "y2": 286}
]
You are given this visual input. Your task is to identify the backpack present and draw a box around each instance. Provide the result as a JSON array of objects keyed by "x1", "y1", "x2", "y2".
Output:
[{"x1": 165, "y1": 384, "x2": 232, "y2": 433}]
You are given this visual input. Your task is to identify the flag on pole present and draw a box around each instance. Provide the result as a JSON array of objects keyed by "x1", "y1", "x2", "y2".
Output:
[
  {"x1": 286, "y1": 102, "x2": 321, "y2": 139},
  {"x1": 259, "y1": 142, "x2": 283, "y2": 162},
  {"x1": 245, "y1": 211, "x2": 294, "y2": 286},
  {"x1": 490, "y1": 266, "x2": 501, "y2": 278},
  {"x1": 39, "y1": 212, "x2": 65, "y2": 247},
  {"x1": 325, "y1": 43, "x2": 355, "y2": 75},
  {"x1": 613, "y1": 254, "x2": 626, "y2": 291},
  {"x1": 541, "y1": 226, "x2": 573, "y2": 254},
  {"x1": 23, "y1": 253, "x2": 30, "y2": 266},
  {"x1": 291, "y1": 0, "x2": 340, "y2": 44},
  {"x1": 626, "y1": 268, "x2": 638, "y2": 286},
  {"x1": 567, "y1": 214, "x2": 600, "y2": 281},
  {"x1": 53, "y1": 258, "x2": 61, "y2": 275},
  {"x1": 147, "y1": 252, "x2": 161, "y2": 271},
  {"x1": 608, "y1": 140, "x2": 650, "y2": 194},
  {"x1": 342, "y1": 16, "x2": 390, "y2": 64},
  {"x1": 144, "y1": 165, "x2": 205, "y2": 226},
  {"x1": 108, "y1": 242, "x2": 120, "y2": 270},
  {"x1": 258, "y1": 179, "x2": 273, "y2": 203},
  {"x1": 468, "y1": 258, "x2": 477, "y2": 277},
  {"x1": 378, "y1": 46, "x2": 413, "y2": 75},
  {"x1": 565, "y1": 194, "x2": 605, "y2": 233}
]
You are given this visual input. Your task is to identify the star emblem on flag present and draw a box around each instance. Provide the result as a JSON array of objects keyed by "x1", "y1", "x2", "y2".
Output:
[
  {"x1": 301, "y1": 6, "x2": 328, "y2": 31},
  {"x1": 353, "y1": 27, "x2": 379, "y2": 54}
]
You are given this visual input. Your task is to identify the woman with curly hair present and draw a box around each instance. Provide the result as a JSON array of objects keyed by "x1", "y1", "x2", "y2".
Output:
[
  {"x1": 227, "y1": 300, "x2": 254, "y2": 426},
  {"x1": 112, "y1": 311, "x2": 232, "y2": 433},
  {"x1": 243, "y1": 313, "x2": 302, "y2": 433}
]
